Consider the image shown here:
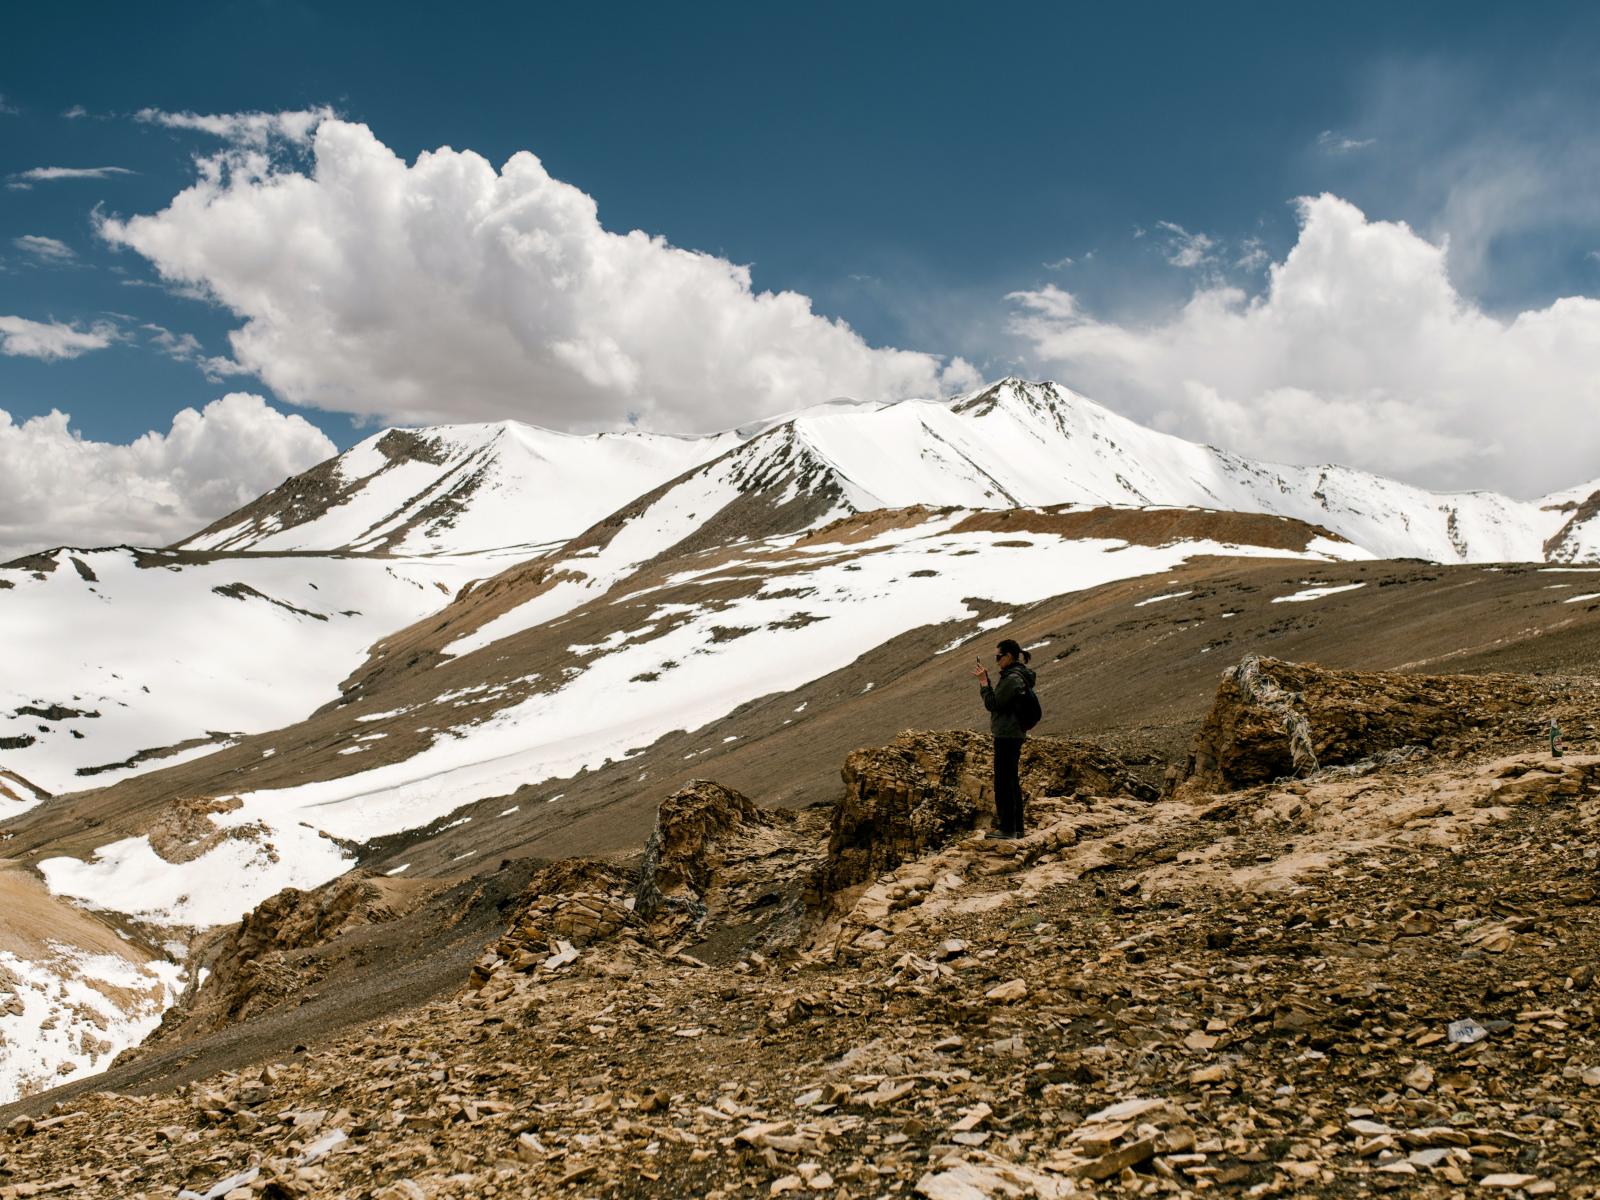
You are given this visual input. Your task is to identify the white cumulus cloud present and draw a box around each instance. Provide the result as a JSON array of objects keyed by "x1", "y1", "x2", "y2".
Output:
[
  {"x1": 98, "y1": 118, "x2": 977, "y2": 432},
  {"x1": 1009, "y1": 194, "x2": 1600, "y2": 498},
  {"x1": 0, "y1": 315, "x2": 116, "y2": 360},
  {"x1": 0, "y1": 394, "x2": 336, "y2": 559}
]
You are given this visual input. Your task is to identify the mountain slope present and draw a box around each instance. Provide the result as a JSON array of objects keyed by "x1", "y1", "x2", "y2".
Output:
[
  {"x1": 407, "y1": 378, "x2": 1580, "y2": 662},
  {"x1": 35, "y1": 507, "x2": 1365, "y2": 927},
  {"x1": 0, "y1": 547, "x2": 490, "y2": 798},
  {"x1": 8, "y1": 558, "x2": 1600, "y2": 1123},
  {"x1": 178, "y1": 422, "x2": 739, "y2": 556},
  {"x1": 0, "y1": 504, "x2": 1380, "y2": 1098},
  {"x1": 756, "y1": 378, "x2": 1566, "y2": 561}
]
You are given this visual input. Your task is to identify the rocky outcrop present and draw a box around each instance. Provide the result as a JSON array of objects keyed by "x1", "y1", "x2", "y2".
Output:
[
  {"x1": 1544, "y1": 486, "x2": 1600, "y2": 562},
  {"x1": 146, "y1": 795, "x2": 259, "y2": 864},
  {"x1": 473, "y1": 860, "x2": 653, "y2": 999},
  {"x1": 635, "y1": 781, "x2": 768, "y2": 929},
  {"x1": 142, "y1": 873, "x2": 419, "y2": 1049},
  {"x1": 1179, "y1": 655, "x2": 1545, "y2": 792},
  {"x1": 634, "y1": 780, "x2": 826, "y2": 955},
  {"x1": 810, "y1": 730, "x2": 1157, "y2": 904}
]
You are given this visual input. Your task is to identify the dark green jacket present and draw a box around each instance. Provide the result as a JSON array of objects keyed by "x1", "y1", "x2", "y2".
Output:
[{"x1": 980, "y1": 662, "x2": 1037, "y2": 739}]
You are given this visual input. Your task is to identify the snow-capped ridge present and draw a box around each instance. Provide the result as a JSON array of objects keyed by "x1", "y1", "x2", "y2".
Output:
[
  {"x1": 180, "y1": 421, "x2": 739, "y2": 556},
  {"x1": 172, "y1": 377, "x2": 1594, "y2": 566}
]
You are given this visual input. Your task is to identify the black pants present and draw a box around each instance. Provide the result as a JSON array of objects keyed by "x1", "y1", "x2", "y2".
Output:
[{"x1": 993, "y1": 737, "x2": 1025, "y2": 834}]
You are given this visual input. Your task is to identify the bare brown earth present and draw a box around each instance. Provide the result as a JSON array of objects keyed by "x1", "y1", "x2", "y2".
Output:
[
  {"x1": 0, "y1": 860, "x2": 143, "y2": 965},
  {"x1": 4, "y1": 672, "x2": 1600, "y2": 1198}
]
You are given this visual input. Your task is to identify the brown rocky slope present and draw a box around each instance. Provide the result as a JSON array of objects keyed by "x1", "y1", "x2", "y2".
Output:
[{"x1": 6, "y1": 658, "x2": 1600, "y2": 1198}]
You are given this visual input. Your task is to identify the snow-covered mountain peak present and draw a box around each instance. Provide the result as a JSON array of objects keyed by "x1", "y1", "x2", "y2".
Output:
[{"x1": 180, "y1": 420, "x2": 739, "y2": 556}]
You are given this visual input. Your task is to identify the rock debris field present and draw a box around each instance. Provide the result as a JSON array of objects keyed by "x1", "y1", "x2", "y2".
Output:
[{"x1": 4, "y1": 657, "x2": 1600, "y2": 1199}]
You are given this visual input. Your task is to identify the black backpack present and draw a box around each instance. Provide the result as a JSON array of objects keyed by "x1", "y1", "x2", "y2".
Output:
[{"x1": 1013, "y1": 674, "x2": 1042, "y2": 732}]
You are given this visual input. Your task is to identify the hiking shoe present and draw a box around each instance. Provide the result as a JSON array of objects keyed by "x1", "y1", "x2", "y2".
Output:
[{"x1": 983, "y1": 829, "x2": 1009, "y2": 840}]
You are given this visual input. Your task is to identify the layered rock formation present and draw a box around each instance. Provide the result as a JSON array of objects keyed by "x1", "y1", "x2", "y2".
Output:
[
  {"x1": 1178, "y1": 655, "x2": 1547, "y2": 793},
  {"x1": 142, "y1": 873, "x2": 426, "y2": 1050}
]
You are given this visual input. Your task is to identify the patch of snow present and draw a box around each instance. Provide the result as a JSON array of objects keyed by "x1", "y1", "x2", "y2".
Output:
[
  {"x1": 40, "y1": 820, "x2": 352, "y2": 928},
  {"x1": 1135, "y1": 590, "x2": 1193, "y2": 606},
  {"x1": 1272, "y1": 582, "x2": 1369, "y2": 604},
  {"x1": 0, "y1": 946, "x2": 185, "y2": 1103}
]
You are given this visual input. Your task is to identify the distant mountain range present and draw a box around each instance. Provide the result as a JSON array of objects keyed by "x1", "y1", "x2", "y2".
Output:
[{"x1": 178, "y1": 377, "x2": 1600, "y2": 564}]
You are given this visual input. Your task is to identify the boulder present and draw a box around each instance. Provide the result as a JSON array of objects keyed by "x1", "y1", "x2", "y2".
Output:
[
  {"x1": 1178, "y1": 654, "x2": 1543, "y2": 793},
  {"x1": 634, "y1": 780, "x2": 815, "y2": 949},
  {"x1": 635, "y1": 780, "x2": 768, "y2": 927},
  {"x1": 477, "y1": 858, "x2": 646, "y2": 976}
]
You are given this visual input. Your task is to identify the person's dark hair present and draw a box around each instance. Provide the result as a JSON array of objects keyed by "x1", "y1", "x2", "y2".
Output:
[{"x1": 996, "y1": 638, "x2": 1031, "y2": 664}]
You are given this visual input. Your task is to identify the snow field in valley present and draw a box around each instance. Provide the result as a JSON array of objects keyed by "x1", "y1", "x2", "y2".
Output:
[
  {"x1": 0, "y1": 548, "x2": 495, "y2": 797},
  {"x1": 40, "y1": 515, "x2": 1366, "y2": 930},
  {"x1": 442, "y1": 454, "x2": 794, "y2": 658}
]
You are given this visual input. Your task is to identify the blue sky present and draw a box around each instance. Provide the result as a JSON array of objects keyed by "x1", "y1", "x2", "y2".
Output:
[{"x1": 2, "y1": 0, "x2": 1600, "y2": 549}]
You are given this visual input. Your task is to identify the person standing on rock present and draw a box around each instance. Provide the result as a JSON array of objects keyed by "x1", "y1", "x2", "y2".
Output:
[{"x1": 973, "y1": 638, "x2": 1037, "y2": 840}]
